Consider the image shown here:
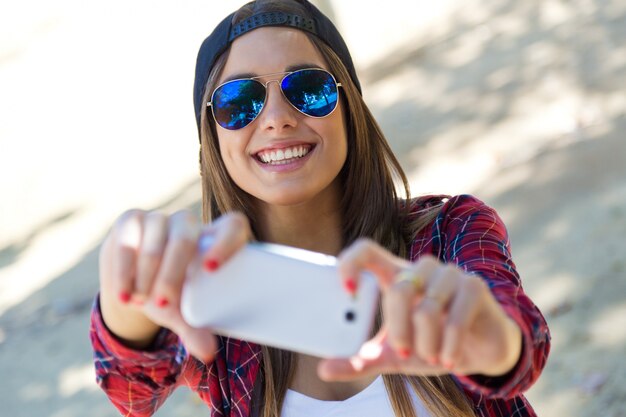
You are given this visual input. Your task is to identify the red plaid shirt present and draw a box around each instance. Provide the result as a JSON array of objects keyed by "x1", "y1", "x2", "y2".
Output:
[{"x1": 91, "y1": 195, "x2": 550, "y2": 416}]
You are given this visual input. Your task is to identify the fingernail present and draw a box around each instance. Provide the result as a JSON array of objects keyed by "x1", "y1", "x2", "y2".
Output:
[
  {"x1": 204, "y1": 258, "x2": 220, "y2": 272},
  {"x1": 443, "y1": 360, "x2": 454, "y2": 370},
  {"x1": 132, "y1": 298, "x2": 144, "y2": 306},
  {"x1": 428, "y1": 356, "x2": 439, "y2": 365},
  {"x1": 156, "y1": 297, "x2": 169, "y2": 308},
  {"x1": 119, "y1": 291, "x2": 131, "y2": 303},
  {"x1": 344, "y1": 278, "x2": 357, "y2": 295},
  {"x1": 398, "y1": 348, "x2": 411, "y2": 359}
]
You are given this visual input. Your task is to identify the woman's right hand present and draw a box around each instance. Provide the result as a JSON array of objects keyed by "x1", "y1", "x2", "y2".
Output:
[{"x1": 98, "y1": 209, "x2": 252, "y2": 363}]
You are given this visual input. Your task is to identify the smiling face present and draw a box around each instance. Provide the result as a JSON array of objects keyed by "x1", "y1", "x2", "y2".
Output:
[{"x1": 214, "y1": 27, "x2": 348, "y2": 209}]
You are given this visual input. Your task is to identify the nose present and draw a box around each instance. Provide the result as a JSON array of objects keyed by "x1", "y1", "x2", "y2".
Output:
[{"x1": 257, "y1": 80, "x2": 298, "y2": 131}]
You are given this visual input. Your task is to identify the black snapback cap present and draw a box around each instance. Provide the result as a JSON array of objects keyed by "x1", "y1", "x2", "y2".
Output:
[{"x1": 193, "y1": 0, "x2": 362, "y2": 136}]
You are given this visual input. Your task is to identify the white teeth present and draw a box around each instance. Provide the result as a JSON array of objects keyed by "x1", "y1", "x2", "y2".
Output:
[{"x1": 257, "y1": 145, "x2": 311, "y2": 164}]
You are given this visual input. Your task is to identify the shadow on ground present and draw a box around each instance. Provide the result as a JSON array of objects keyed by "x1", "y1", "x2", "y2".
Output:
[
  {"x1": 0, "y1": 208, "x2": 82, "y2": 269},
  {"x1": 0, "y1": 180, "x2": 205, "y2": 417},
  {"x1": 363, "y1": 0, "x2": 626, "y2": 172}
]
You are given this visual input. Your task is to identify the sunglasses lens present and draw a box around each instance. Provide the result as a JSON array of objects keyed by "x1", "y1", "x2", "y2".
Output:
[
  {"x1": 212, "y1": 80, "x2": 266, "y2": 130},
  {"x1": 281, "y1": 69, "x2": 339, "y2": 117}
]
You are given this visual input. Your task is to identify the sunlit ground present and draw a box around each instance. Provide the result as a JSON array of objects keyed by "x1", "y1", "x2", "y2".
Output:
[{"x1": 1, "y1": 0, "x2": 625, "y2": 416}]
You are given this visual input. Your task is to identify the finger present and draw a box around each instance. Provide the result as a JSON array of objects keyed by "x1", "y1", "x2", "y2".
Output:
[
  {"x1": 201, "y1": 212, "x2": 251, "y2": 271},
  {"x1": 134, "y1": 211, "x2": 168, "y2": 302},
  {"x1": 112, "y1": 210, "x2": 144, "y2": 303},
  {"x1": 414, "y1": 265, "x2": 459, "y2": 364},
  {"x1": 151, "y1": 210, "x2": 200, "y2": 308},
  {"x1": 318, "y1": 329, "x2": 390, "y2": 381},
  {"x1": 440, "y1": 274, "x2": 484, "y2": 369},
  {"x1": 318, "y1": 327, "x2": 449, "y2": 381},
  {"x1": 178, "y1": 326, "x2": 220, "y2": 364},
  {"x1": 385, "y1": 257, "x2": 439, "y2": 356},
  {"x1": 141, "y1": 301, "x2": 219, "y2": 363},
  {"x1": 337, "y1": 238, "x2": 408, "y2": 294}
]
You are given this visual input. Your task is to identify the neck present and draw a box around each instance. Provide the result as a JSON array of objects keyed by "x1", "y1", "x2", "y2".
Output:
[
  {"x1": 255, "y1": 192, "x2": 343, "y2": 256},
  {"x1": 290, "y1": 353, "x2": 378, "y2": 401}
]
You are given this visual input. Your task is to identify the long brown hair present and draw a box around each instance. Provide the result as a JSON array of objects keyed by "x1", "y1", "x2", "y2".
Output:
[{"x1": 198, "y1": 1, "x2": 476, "y2": 416}]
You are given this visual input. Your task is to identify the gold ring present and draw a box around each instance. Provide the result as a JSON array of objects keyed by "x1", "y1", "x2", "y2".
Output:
[{"x1": 395, "y1": 269, "x2": 425, "y2": 292}]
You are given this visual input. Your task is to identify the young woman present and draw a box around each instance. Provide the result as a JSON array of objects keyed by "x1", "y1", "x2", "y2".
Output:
[{"x1": 90, "y1": 1, "x2": 550, "y2": 416}]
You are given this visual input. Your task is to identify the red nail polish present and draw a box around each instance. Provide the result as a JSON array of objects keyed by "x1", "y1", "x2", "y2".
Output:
[
  {"x1": 156, "y1": 297, "x2": 169, "y2": 308},
  {"x1": 119, "y1": 291, "x2": 131, "y2": 303},
  {"x1": 428, "y1": 356, "x2": 440, "y2": 365},
  {"x1": 443, "y1": 361, "x2": 454, "y2": 370},
  {"x1": 344, "y1": 278, "x2": 357, "y2": 294},
  {"x1": 398, "y1": 348, "x2": 411, "y2": 359},
  {"x1": 204, "y1": 259, "x2": 220, "y2": 272}
]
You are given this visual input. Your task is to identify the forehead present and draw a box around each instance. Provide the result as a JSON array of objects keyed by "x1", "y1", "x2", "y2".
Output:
[{"x1": 219, "y1": 27, "x2": 327, "y2": 82}]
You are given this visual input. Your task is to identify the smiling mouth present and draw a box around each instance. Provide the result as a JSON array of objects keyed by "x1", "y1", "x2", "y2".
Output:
[{"x1": 255, "y1": 144, "x2": 314, "y2": 165}]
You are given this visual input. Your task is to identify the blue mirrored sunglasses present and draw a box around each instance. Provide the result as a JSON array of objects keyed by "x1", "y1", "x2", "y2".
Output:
[{"x1": 207, "y1": 68, "x2": 342, "y2": 130}]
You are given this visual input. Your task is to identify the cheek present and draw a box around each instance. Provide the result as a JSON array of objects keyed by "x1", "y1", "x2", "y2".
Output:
[
  {"x1": 217, "y1": 131, "x2": 244, "y2": 161},
  {"x1": 216, "y1": 132, "x2": 253, "y2": 183},
  {"x1": 332, "y1": 99, "x2": 348, "y2": 141},
  {"x1": 216, "y1": 135, "x2": 238, "y2": 178},
  {"x1": 323, "y1": 107, "x2": 348, "y2": 154}
]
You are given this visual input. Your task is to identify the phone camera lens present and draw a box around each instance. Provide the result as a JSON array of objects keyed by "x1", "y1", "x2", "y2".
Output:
[{"x1": 345, "y1": 310, "x2": 356, "y2": 322}]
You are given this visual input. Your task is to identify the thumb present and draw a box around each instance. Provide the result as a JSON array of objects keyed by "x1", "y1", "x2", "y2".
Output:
[
  {"x1": 318, "y1": 330, "x2": 388, "y2": 381},
  {"x1": 178, "y1": 326, "x2": 219, "y2": 363}
]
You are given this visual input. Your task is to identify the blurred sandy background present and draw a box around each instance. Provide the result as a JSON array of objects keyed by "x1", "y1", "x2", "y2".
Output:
[{"x1": 1, "y1": 0, "x2": 625, "y2": 415}]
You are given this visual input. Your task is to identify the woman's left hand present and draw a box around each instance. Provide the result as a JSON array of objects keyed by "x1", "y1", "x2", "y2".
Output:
[{"x1": 318, "y1": 239, "x2": 523, "y2": 381}]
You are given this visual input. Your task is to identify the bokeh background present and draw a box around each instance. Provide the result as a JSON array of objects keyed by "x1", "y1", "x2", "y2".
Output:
[{"x1": 1, "y1": 0, "x2": 625, "y2": 415}]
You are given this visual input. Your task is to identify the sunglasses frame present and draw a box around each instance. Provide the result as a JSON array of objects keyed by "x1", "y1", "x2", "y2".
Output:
[{"x1": 207, "y1": 68, "x2": 342, "y2": 130}]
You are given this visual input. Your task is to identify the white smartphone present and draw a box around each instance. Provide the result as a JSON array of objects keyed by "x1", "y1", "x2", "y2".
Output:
[{"x1": 181, "y1": 237, "x2": 380, "y2": 358}]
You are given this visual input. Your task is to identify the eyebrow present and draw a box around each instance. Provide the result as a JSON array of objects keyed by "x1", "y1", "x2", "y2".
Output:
[{"x1": 222, "y1": 63, "x2": 322, "y2": 83}]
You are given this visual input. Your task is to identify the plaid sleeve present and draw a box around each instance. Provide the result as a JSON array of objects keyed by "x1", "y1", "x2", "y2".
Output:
[
  {"x1": 424, "y1": 195, "x2": 551, "y2": 399},
  {"x1": 89, "y1": 295, "x2": 190, "y2": 416}
]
